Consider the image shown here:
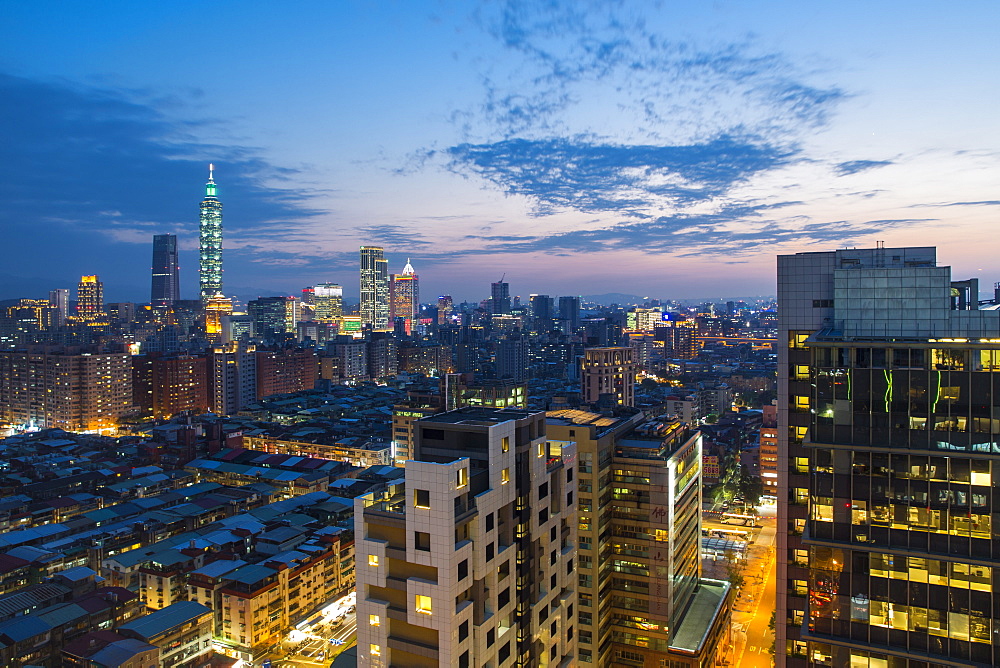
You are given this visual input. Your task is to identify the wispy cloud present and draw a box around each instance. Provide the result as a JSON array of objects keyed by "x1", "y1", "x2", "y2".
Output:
[
  {"x1": 467, "y1": 1, "x2": 846, "y2": 142},
  {"x1": 834, "y1": 159, "x2": 893, "y2": 176},
  {"x1": 418, "y1": 1, "x2": 865, "y2": 257},
  {"x1": 445, "y1": 136, "x2": 795, "y2": 216},
  {"x1": 908, "y1": 200, "x2": 1000, "y2": 208}
]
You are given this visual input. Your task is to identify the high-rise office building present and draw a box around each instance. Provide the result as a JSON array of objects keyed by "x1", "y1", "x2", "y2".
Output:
[
  {"x1": 389, "y1": 259, "x2": 419, "y2": 334},
  {"x1": 300, "y1": 286, "x2": 316, "y2": 321},
  {"x1": 221, "y1": 314, "x2": 254, "y2": 343},
  {"x1": 559, "y1": 296, "x2": 581, "y2": 334},
  {"x1": 491, "y1": 280, "x2": 511, "y2": 315},
  {"x1": 580, "y1": 346, "x2": 636, "y2": 407},
  {"x1": 48, "y1": 289, "x2": 69, "y2": 326},
  {"x1": 437, "y1": 295, "x2": 453, "y2": 325},
  {"x1": 777, "y1": 247, "x2": 1000, "y2": 667},
  {"x1": 247, "y1": 297, "x2": 289, "y2": 339},
  {"x1": 360, "y1": 246, "x2": 389, "y2": 329},
  {"x1": 355, "y1": 408, "x2": 577, "y2": 667},
  {"x1": 151, "y1": 233, "x2": 181, "y2": 306},
  {"x1": 529, "y1": 294, "x2": 555, "y2": 333},
  {"x1": 313, "y1": 283, "x2": 344, "y2": 323},
  {"x1": 76, "y1": 275, "x2": 103, "y2": 320},
  {"x1": 199, "y1": 164, "x2": 223, "y2": 303}
]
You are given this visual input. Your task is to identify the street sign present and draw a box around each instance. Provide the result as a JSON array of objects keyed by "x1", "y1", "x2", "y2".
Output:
[{"x1": 331, "y1": 639, "x2": 344, "y2": 645}]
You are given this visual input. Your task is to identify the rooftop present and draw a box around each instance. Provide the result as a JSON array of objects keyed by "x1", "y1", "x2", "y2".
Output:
[
  {"x1": 421, "y1": 407, "x2": 534, "y2": 424},
  {"x1": 118, "y1": 600, "x2": 211, "y2": 639},
  {"x1": 669, "y1": 579, "x2": 730, "y2": 655}
]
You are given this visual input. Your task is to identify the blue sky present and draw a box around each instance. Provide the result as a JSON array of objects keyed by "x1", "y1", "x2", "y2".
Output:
[{"x1": 2, "y1": 1, "x2": 998, "y2": 303}]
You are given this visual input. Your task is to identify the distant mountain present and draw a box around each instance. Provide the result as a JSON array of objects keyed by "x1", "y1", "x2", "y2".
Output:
[{"x1": 580, "y1": 292, "x2": 648, "y2": 305}]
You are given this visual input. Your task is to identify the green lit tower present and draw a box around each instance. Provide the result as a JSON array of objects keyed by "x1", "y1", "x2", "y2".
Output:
[{"x1": 199, "y1": 163, "x2": 223, "y2": 303}]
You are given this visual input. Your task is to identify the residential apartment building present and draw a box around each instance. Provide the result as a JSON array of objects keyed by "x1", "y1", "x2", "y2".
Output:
[
  {"x1": 778, "y1": 246, "x2": 1000, "y2": 667},
  {"x1": 581, "y1": 347, "x2": 636, "y2": 407},
  {"x1": 546, "y1": 410, "x2": 732, "y2": 667},
  {"x1": 254, "y1": 348, "x2": 318, "y2": 399},
  {"x1": 209, "y1": 341, "x2": 257, "y2": 416},
  {"x1": 0, "y1": 346, "x2": 132, "y2": 432},
  {"x1": 355, "y1": 407, "x2": 578, "y2": 667},
  {"x1": 217, "y1": 540, "x2": 352, "y2": 662}
]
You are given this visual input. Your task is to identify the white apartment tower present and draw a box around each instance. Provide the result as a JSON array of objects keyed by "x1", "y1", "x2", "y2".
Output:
[{"x1": 356, "y1": 408, "x2": 578, "y2": 667}]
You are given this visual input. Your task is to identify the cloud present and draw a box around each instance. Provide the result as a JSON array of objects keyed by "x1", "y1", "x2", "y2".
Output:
[
  {"x1": 412, "y1": 1, "x2": 874, "y2": 259},
  {"x1": 355, "y1": 224, "x2": 435, "y2": 249},
  {"x1": 445, "y1": 135, "x2": 795, "y2": 216},
  {"x1": 908, "y1": 200, "x2": 1000, "y2": 208},
  {"x1": 834, "y1": 159, "x2": 894, "y2": 176},
  {"x1": 467, "y1": 1, "x2": 846, "y2": 142},
  {"x1": 430, "y1": 207, "x2": 938, "y2": 259}
]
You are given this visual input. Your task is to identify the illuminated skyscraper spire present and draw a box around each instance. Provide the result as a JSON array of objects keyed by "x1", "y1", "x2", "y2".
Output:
[
  {"x1": 199, "y1": 163, "x2": 223, "y2": 303},
  {"x1": 389, "y1": 258, "x2": 419, "y2": 334}
]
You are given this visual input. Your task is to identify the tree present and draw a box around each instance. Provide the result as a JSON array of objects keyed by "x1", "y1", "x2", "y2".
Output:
[
  {"x1": 725, "y1": 552, "x2": 745, "y2": 590},
  {"x1": 738, "y1": 471, "x2": 765, "y2": 508}
]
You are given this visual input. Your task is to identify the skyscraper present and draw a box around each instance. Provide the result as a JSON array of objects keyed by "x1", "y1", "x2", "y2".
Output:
[
  {"x1": 76, "y1": 275, "x2": 103, "y2": 320},
  {"x1": 48, "y1": 289, "x2": 68, "y2": 326},
  {"x1": 151, "y1": 233, "x2": 180, "y2": 306},
  {"x1": 559, "y1": 295, "x2": 581, "y2": 334},
  {"x1": 529, "y1": 294, "x2": 555, "y2": 333},
  {"x1": 777, "y1": 246, "x2": 999, "y2": 667},
  {"x1": 313, "y1": 283, "x2": 343, "y2": 322},
  {"x1": 247, "y1": 297, "x2": 289, "y2": 339},
  {"x1": 389, "y1": 259, "x2": 418, "y2": 334},
  {"x1": 437, "y1": 295, "x2": 453, "y2": 325},
  {"x1": 360, "y1": 246, "x2": 389, "y2": 329},
  {"x1": 491, "y1": 279, "x2": 511, "y2": 314},
  {"x1": 199, "y1": 164, "x2": 223, "y2": 303}
]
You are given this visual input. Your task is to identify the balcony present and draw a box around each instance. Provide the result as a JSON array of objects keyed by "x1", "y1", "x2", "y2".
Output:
[{"x1": 387, "y1": 635, "x2": 439, "y2": 661}]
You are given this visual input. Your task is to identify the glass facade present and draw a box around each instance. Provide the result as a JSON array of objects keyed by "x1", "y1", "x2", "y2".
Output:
[
  {"x1": 360, "y1": 246, "x2": 389, "y2": 329},
  {"x1": 802, "y1": 342, "x2": 1000, "y2": 664},
  {"x1": 778, "y1": 247, "x2": 1000, "y2": 667}
]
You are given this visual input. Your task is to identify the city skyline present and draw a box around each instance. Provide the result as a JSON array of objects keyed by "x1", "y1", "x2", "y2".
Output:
[{"x1": 1, "y1": 1, "x2": 998, "y2": 303}]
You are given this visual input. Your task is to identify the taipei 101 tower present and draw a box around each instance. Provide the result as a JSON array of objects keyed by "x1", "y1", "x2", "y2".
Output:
[{"x1": 199, "y1": 164, "x2": 223, "y2": 303}]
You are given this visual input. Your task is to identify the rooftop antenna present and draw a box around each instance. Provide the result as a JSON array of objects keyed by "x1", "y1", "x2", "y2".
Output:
[{"x1": 208, "y1": 163, "x2": 215, "y2": 183}]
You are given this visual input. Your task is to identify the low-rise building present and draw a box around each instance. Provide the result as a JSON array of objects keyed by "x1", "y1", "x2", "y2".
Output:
[{"x1": 118, "y1": 600, "x2": 213, "y2": 668}]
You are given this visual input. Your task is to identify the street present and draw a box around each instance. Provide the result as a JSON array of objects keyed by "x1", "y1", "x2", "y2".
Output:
[
  {"x1": 254, "y1": 593, "x2": 359, "y2": 668},
  {"x1": 278, "y1": 612, "x2": 357, "y2": 667},
  {"x1": 728, "y1": 502, "x2": 776, "y2": 667}
]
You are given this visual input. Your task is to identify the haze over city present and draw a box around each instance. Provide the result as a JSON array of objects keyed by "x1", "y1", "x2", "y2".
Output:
[{"x1": 2, "y1": 0, "x2": 998, "y2": 302}]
